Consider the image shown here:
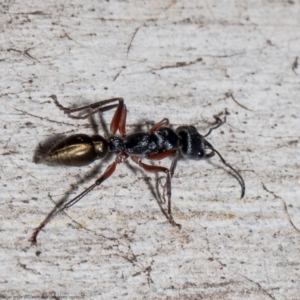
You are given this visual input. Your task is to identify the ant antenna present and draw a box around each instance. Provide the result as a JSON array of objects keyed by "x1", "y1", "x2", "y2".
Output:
[
  {"x1": 203, "y1": 116, "x2": 225, "y2": 138},
  {"x1": 204, "y1": 140, "x2": 245, "y2": 198}
]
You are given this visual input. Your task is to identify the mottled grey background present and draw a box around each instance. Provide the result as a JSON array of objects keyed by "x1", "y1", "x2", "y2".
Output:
[{"x1": 1, "y1": 1, "x2": 299, "y2": 299}]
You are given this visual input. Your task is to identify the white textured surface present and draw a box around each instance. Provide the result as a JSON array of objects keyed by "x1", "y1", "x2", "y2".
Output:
[{"x1": 1, "y1": 1, "x2": 300, "y2": 299}]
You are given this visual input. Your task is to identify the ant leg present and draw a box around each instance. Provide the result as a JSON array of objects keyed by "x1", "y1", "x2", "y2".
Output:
[
  {"x1": 148, "y1": 151, "x2": 180, "y2": 212},
  {"x1": 50, "y1": 95, "x2": 123, "y2": 120},
  {"x1": 147, "y1": 150, "x2": 180, "y2": 177},
  {"x1": 118, "y1": 102, "x2": 127, "y2": 138},
  {"x1": 149, "y1": 118, "x2": 169, "y2": 132},
  {"x1": 169, "y1": 151, "x2": 180, "y2": 178},
  {"x1": 131, "y1": 156, "x2": 181, "y2": 228},
  {"x1": 30, "y1": 152, "x2": 128, "y2": 245},
  {"x1": 110, "y1": 98, "x2": 127, "y2": 136},
  {"x1": 147, "y1": 149, "x2": 177, "y2": 160}
]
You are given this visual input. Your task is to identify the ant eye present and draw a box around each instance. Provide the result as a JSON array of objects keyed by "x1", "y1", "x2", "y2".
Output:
[{"x1": 198, "y1": 150, "x2": 205, "y2": 158}]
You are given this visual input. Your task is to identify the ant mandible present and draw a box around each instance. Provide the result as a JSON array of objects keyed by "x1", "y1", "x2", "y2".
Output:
[{"x1": 30, "y1": 95, "x2": 245, "y2": 244}]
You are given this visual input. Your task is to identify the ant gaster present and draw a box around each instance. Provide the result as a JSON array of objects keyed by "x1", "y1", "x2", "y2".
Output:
[{"x1": 30, "y1": 95, "x2": 245, "y2": 244}]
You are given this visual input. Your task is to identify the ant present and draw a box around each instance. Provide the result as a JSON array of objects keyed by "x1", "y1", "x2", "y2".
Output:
[{"x1": 30, "y1": 95, "x2": 245, "y2": 244}]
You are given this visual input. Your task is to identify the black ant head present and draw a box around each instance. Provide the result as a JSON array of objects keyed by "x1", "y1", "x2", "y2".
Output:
[
  {"x1": 176, "y1": 126, "x2": 208, "y2": 160},
  {"x1": 176, "y1": 123, "x2": 245, "y2": 199}
]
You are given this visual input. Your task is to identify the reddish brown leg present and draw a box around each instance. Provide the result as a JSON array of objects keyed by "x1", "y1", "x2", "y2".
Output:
[
  {"x1": 148, "y1": 150, "x2": 181, "y2": 215},
  {"x1": 30, "y1": 152, "x2": 128, "y2": 245},
  {"x1": 131, "y1": 156, "x2": 181, "y2": 228},
  {"x1": 110, "y1": 98, "x2": 127, "y2": 135},
  {"x1": 118, "y1": 103, "x2": 127, "y2": 138},
  {"x1": 149, "y1": 118, "x2": 169, "y2": 132},
  {"x1": 147, "y1": 149, "x2": 177, "y2": 160},
  {"x1": 50, "y1": 95, "x2": 123, "y2": 120},
  {"x1": 169, "y1": 151, "x2": 180, "y2": 178}
]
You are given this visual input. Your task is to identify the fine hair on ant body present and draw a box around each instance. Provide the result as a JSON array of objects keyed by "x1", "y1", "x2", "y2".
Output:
[{"x1": 30, "y1": 95, "x2": 245, "y2": 244}]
